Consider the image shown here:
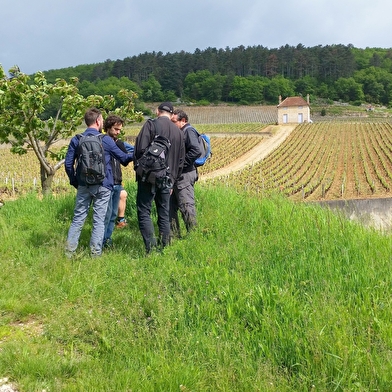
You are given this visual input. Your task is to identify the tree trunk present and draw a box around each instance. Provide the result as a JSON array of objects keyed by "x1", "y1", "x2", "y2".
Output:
[{"x1": 40, "y1": 164, "x2": 55, "y2": 196}]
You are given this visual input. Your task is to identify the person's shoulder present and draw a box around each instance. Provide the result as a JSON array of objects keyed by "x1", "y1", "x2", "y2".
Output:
[
  {"x1": 139, "y1": 118, "x2": 154, "y2": 132},
  {"x1": 186, "y1": 123, "x2": 197, "y2": 131},
  {"x1": 183, "y1": 123, "x2": 192, "y2": 131},
  {"x1": 102, "y1": 134, "x2": 115, "y2": 145},
  {"x1": 84, "y1": 127, "x2": 99, "y2": 134}
]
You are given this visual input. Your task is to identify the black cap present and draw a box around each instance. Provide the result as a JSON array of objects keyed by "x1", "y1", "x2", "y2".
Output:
[{"x1": 158, "y1": 102, "x2": 174, "y2": 114}]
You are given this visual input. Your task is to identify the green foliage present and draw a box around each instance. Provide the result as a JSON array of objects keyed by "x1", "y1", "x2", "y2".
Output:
[
  {"x1": 184, "y1": 70, "x2": 226, "y2": 102},
  {"x1": 0, "y1": 186, "x2": 392, "y2": 390},
  {"x1": 229, "y1": 75, "x2": 266, "y2": 103},
  {"x1": 36, "y1": 45, "x2": 392, "y2": 107},
  {"x1": 334, "y1": 77, "x2": 365, "y2": 102},
  {"x1": 264, "y1": 76, "x2": 296, "y2": 102},
  {"x1": 0, "y1": 66, "x2": 143, "y2": 195},
  {"x1": 141, "y1": 75, "x2": 164, "y2": 102}
]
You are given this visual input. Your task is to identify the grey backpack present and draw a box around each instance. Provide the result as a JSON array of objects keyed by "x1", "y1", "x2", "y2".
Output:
[{"x1": 76, "y1": 133, "x2": 106, "y2": 185}]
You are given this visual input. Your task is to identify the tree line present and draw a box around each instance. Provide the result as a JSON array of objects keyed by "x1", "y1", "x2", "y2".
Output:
[{"x1": 41, "y1": 44, "x2": 392, "y2": 106}]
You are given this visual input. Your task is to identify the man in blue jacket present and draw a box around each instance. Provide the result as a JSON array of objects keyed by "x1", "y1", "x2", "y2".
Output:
[
  {"x1": 102, "y1": 115, "x2": 133, "y2": 248},
  {"x1": 64, "y1": 108, "x2": 133, "y2": 257}
]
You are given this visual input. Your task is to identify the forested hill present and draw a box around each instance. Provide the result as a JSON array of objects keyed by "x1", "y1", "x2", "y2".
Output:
[{"x1": 42, "y1": 44, "x2": 392, "y2": 106}]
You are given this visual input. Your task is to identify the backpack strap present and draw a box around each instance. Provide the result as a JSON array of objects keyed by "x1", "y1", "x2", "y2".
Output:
[
  {"x1": 183, "y1": 124, "x2": 200, "y2": 138},
  {"x1": 76, "y1": 132, "x2": 106, "y2": 140},
  {"x1": 147, "y1": 118, "x2": 160, "y2": 142}
]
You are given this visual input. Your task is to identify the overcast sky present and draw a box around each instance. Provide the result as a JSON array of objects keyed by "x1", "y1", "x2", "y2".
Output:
[{"x1": 1, "y1": 0, "x2": 390, "y2": 76}]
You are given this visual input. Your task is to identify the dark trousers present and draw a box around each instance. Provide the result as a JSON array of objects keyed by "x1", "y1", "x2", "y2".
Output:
[
  {"x1": 136, "y1": 180, "x2": 171, "y2": 252},
  {"x1": 169, "y1": 170, "x2": 197, "y2": 238}
]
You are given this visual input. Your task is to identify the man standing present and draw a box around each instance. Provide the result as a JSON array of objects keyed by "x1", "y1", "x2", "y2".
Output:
[
  {"x1": 134, "y1": 102, "x2": 185, "y2": 253},
  {"x1": 64, "y1": 108, "x2": 133, "y2": 257},
  {"x1": 102, "y1": 115, "x2": 132, "y2": 248},
  {"x1": 170, "y1": 109, "x2": 202, "y2": 238}
]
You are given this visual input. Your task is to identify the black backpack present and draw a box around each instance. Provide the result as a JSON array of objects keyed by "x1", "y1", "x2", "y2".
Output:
[
  {"x1": 76, "y1": 133, "x2": 106, "y2": 185},
  {"x1": 134, "y1": 120, "x2": 172, "y2": 188}
]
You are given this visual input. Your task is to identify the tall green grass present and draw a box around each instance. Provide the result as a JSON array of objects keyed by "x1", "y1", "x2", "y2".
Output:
[{"x1": 0, "y1": 184, "x2": 391, "y2": 391}]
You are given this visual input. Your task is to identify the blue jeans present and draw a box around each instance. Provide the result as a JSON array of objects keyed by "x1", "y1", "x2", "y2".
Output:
[
  {"x1": 66, "y1": 185, "x2": 111, "y2": 256},
  {"x1": 103, "y1": 184, "x2": 122, "y2": 243}
]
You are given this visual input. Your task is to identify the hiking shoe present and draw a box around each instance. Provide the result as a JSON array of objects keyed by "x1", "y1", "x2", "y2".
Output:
[
  {"x1": 116, "y1": 220, "x2": 128, "y2": 229},
  {"x1": 103, "y1": 238, "x2": 113, "y2": 249},
  {"x1": 65, "y1": 250, "x2": 74, "y2": 259}
]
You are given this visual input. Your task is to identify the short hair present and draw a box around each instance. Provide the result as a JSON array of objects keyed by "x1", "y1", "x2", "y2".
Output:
[
  {"x1": 104, "y1": 115, "x2": 124, "y2": 132},
  {"x1": 173, "y1": 109, "x2": 188, "y2": 122},
  {"x1": 84, "y1": 108, "x2": 102, "y2": 127}
]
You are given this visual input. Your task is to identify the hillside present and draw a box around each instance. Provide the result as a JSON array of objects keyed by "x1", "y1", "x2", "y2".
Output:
[{"x1": 1, "y1": 185, "x2": 392, "y2": 391}]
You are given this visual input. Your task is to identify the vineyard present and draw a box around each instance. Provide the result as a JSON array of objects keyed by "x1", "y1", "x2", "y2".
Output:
[
  {"x1": 174, "y1": 105, "x2": 278, "y2": 124},
  {"x1": 3, "y1": 117, "x2": 392, "y2": 202},
  {"x1": 0, "y1": 123, "x2": 268, "y2": 199},
  {"x1": 208, "y1": 121, "x2": 392, "y2": 201}
]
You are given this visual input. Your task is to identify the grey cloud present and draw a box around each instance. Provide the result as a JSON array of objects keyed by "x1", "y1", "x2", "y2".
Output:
[{"x1": 0, "y1": 0, "x2": 390, "y2": 75}]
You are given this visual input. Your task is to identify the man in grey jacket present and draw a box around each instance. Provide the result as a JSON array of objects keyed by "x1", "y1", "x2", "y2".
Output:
[{"x1": 170, "y1": 109, "x2": 202, "y2": 238}]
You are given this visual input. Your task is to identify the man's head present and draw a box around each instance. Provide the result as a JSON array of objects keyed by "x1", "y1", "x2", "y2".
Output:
[
  {"x1": 156, "y1": 102, "x2": 174, "y2": 118},
  {"x1": 84, "y1": 107, "x2": 103, "y2": 132},
  {"x1": 172, "y1": 109, "x2": 188, "y2": 129},
  {"x1": 104, "y1": 115, "x2": 124, "y2": 140}
]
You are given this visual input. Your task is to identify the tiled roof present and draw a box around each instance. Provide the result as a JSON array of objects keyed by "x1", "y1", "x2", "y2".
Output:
[{"x1": 277, "y1": 96, "x2": 309, "y2": 107}]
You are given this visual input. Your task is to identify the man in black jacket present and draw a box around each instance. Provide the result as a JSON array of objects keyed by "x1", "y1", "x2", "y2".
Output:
[
  {"x1": 134, "y1": 102, "x2": 185, "y2": 253},
  {"x1": 170, "y1": 109, "x2": 202, "y2": 238}
]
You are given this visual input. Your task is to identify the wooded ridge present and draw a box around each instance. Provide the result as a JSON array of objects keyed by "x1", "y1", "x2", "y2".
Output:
[{"x1": 40, "y1": 44, "x2": 392, "y2": 106}]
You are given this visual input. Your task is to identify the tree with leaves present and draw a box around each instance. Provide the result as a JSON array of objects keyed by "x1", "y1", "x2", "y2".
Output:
[{"x1": 0, "y1": 66, "x2": 143, "y2": 196}]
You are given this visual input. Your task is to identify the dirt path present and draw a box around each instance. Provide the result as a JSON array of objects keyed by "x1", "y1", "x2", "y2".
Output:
[{"x1": 199, "y1": 124, "x2": 296, "y2": 181}]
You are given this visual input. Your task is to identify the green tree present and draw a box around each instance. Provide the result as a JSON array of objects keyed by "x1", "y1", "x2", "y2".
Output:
[
  {"x1": 184, "y1": 70, "x2": 225, "y2": 102},
  {"x1": 94, "y1": 76, "x2": 141, "y2": 99},
  {"x1": 294, "y1": 75, "x2": 318, "y2": 96},
  {"x1": 141, "y1": 75, "x2": 164, "y2": 102},
  {"x1": 334, "y1": 77, "x2": 364, "y2": 102},
  {"x1": 354, "y1": 66, "x2": 392, "y2": 104},
  {"x1": 0, "y1": 66, "x2": 143, "y2": 196},
  {"x1": 229, "y1": 76, "x2": 266, "y2": 103},
  {"x1": 264, "y1": 76, "x2": 295, "y2": 103},
  {"x1": 184, "y1": 71, "x2": 206, "y2": 100}
]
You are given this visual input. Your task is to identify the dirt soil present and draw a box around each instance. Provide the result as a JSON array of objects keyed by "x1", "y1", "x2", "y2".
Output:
[{"x1": 199, "y1": 124, "x2": 296, "y2": 181}]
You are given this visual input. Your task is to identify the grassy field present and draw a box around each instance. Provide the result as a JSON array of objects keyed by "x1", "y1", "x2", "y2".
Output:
[{"x1": 1, "y1": 184, "x2": 392, "y2": 391}]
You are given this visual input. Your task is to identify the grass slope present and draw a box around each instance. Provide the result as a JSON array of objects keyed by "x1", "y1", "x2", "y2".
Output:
[{"x1": 0, "y1": 184, "x2": 391, "y2": 391}]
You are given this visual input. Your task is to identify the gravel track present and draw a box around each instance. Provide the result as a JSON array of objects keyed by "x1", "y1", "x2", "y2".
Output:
[{"x1": 200, "y1": 124, "x2": 296, "y2": 181}]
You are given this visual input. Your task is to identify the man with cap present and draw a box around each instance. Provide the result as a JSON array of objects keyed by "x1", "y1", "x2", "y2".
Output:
[{"x1": 134, "y1": 102, "x2": 185, "y2": 253}]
